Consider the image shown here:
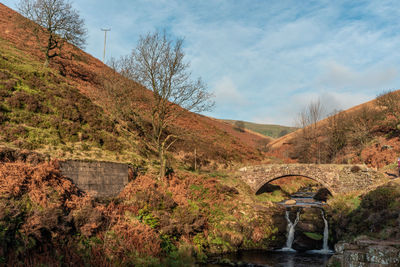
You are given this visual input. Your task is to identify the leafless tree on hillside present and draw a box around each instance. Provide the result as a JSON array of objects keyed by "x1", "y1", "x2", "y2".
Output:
[
  {"x1": 114, "y1": 31, "x2": 214, "y2": 178},
  {"x1": 324, "y1": 109, "x2": 348, "y2": 161},
  {"x1": 292, "y1": 99, "x2": 325, "y2": 163},
  {"x1": 17, "y1": 0, "x2": 87, "y2": 66},
  {"x1": 297, "y1": 99, "x2": 324, "y2": 129}
]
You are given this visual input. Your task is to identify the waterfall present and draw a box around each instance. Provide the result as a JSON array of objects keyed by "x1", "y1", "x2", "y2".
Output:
[
  {"x1": 281, "y1": 209, "x2": 301, "y2": 251},
  {"x1": 321, "y1": 209, "x2": 329, "y2": 251},
  {"x1": 307, "y1": 209, "x2": 333, "y2": 254}
]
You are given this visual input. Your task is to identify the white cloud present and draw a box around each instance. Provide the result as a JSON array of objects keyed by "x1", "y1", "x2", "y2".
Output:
[
  {"x1": 318, "y1": 61, "x2": 398, "y2": 91},
  {"x1": 4, "y1": 0, "x2": 400, "y2": 126},
  {"x1": 213, "y1": 76, "x2": 248, "y2": 106}
]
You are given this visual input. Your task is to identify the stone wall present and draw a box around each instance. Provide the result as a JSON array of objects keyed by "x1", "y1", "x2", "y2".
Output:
[{"x1": 60, "y1": 160, "x2": 129, "y2": 197}]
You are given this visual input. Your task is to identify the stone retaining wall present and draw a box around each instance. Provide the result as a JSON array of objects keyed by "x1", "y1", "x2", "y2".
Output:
[{"x1": 60, "y1": 160, "x2": 129, "y2": 197}]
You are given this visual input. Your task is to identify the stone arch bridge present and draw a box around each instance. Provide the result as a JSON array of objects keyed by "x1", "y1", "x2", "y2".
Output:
[{"x1": 239, "y1": 164, "x2": 386, "y2": 195}]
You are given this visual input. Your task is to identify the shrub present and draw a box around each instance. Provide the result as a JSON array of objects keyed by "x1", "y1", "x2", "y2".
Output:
[
  {"x1": 105, "y1": 218, "x2": 162, "y2": 258},
  {"x1": 102, "y1": 134, "x2": 123, "y2": 152},
  {"x1": 361, "y1": 184, "x2": 400, "y2": 212},
  {"x1": 350, "y1": 165, "x2": 361, "y2": 173},
  {"x1": 0, "y1": 105, "x2": 8, "y2": 123}
]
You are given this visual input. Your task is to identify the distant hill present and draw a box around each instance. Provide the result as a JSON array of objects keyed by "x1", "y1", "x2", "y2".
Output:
[{"x1": 222, "y1": 119, "x2": 297, "y2": 138}]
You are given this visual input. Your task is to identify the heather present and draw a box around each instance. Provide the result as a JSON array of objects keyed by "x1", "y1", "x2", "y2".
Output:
[{"x1": 0, "y1": 161, "x2": 281, "y2": 265}]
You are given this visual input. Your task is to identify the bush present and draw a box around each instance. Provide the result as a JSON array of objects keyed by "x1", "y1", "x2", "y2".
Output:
[
  {"x1": 105, "y1": 218, "x2": 162, "y2": 258},
  {"x1": 329, "y1": 183, "x2": 400, "y2": 240},
  {"x1": 361, "y1": 184, "x2": 400, "y2": 212},
  {"x1": 350, "y1": 165, "x2": 361, "y2": 173},
  {"x1": 0, "y1": 105, "x2": 8, "y2": 123},
  {"x1": 102, "y1": 134, "x2": 123, "y2": 152}
]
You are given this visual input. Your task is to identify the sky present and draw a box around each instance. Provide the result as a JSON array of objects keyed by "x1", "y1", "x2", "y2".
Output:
[{"x1": 2, "y1": 0, "x2": 400, "y2": 126}]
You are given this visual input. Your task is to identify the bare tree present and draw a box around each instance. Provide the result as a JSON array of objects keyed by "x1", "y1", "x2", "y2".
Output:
[
  {"x1": 297, "y1": 99, "x2": 324, "y2": 129},
  {"x1": 116, "y1": 31, "x2": 214, "y2": 178},
  {"x1": 292, "y1": 99, "x2": 325, "y2": 163},
  {"x1": 17, "y1": 0, "x2": 87, "y2": 66},
  {"x1": 324, "y1": 109, "x2": 348, "y2": 161}
]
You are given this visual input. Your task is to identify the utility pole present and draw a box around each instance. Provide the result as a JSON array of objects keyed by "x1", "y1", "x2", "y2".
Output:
[{"x1": 101, "y1": 28, "x2": 111, "y2": 63}]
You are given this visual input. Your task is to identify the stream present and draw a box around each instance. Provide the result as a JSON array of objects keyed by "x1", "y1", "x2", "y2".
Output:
[
  {"x1": 207, "y1": 187, "x2": 334, "y2": 266},
  {"x1": 206, "y1": 250, "x2": 332, "y2": 267}
]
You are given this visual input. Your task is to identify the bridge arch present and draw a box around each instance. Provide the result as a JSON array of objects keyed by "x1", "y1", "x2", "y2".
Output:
[
  {"x1": 239, "y1": 164, "x2": 384, "y2": 195},
  {"x1": 255, "y1": 174, "x2": 334, "y2": 195}
]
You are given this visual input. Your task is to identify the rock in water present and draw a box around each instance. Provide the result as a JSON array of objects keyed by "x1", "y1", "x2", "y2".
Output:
[{"x1": 285, "y1": 199, "x2": 296, "y2": 205}]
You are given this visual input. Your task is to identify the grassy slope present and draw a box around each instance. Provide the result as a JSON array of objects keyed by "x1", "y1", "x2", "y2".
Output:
[
  {"x1": 0, "y1": 36, "x2": 142, "y2": 164},
  {"x1": 222, "y1": 119, "x2": 297, "y2": 138},
  {"x1": 0, "y1": 3, "x2": 269, "y2": 168},
  {"x1": 0, "y1": 4, "x2": 286, "y2": 265}
]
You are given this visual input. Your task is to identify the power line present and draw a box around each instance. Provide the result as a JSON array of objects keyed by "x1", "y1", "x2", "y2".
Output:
[{"x1": 101, "y1": 28, "x2": 111, "y2": 63}]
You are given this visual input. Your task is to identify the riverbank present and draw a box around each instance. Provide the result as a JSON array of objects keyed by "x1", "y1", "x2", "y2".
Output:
[
  {"x1": 0, "y1": 161, "x2": 281, "y2": 265},
  {"x1": 206, "y1": 250, "x2": 332, "y2": 266},
  {"x1": 1, "y1": 159, "x2": 399, "y2": 265},
  {"x1": 328, "y1": 238, "x2": 400, "y2": 266},
  {"x1": 326, "y1": 180, "x2": 400, "y2": 266}
]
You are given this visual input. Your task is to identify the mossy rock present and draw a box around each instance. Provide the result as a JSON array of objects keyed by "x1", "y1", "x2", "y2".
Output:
[{"x1": 304, "y1": 232, "x2": 323, "y2": 240}]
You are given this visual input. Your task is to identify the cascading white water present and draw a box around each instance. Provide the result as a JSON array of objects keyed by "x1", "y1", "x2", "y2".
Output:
[
  {"x1": 308, "y1": 209, "x2": 333, "y2": 254},
  {"x1": 321, "y1": 209, "x2": 329, "y2": 251},
  {"x1": 281, "y1": 209, "x2": 301, "y2": 251}
]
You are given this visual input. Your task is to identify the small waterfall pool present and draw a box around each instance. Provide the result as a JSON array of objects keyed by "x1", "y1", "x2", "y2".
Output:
[
  {"x1": 205, "y1": 250, "x2": 332, "y2": 267},
  {"x1": 277, "y1": 187, "x2": 334, "y2": 254},
  {"x1": 207, "y1": 185, "x2": 334, "y2": 266}
]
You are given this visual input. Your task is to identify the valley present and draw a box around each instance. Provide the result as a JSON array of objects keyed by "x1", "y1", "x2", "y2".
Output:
[{"x1": 1, "y1": 2, "x2": 400, "y2": 267}]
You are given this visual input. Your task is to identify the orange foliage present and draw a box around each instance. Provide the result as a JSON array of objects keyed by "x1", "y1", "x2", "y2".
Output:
[
  {"x1": 119, "y1": 174, "x2": 157, "y2": 199},
  {"x1": 166, "y1": 171, "x2": 234, "y2": 205},
  {"x1": 251, "y1": 227, "x2": 264, "y2": 243},
  {"x1": 105, "y1": 217, "x2": 162, "y2": 257},
  {"x1": 360, "y1": 137, "x2": 400, "y2": 169},
  {"x1": 0, "y1": 160, "x2": 80, "y2": 208}
]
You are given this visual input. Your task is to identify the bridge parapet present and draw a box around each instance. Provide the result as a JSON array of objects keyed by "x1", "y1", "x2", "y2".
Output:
[{"x1": 239, "y1": 164, "x2": 385, "y2": 195}]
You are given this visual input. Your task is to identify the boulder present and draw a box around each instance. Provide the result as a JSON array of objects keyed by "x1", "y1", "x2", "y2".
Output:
[
  {"x1": 292, "y1": 232, "x2": 321, "y2": 251},
  {"x1": 284, "y1": 199, "x2": 296, "y2": 205},
  {"x1": 297, "y1": 221, "x2": 319, "y2": 232}
]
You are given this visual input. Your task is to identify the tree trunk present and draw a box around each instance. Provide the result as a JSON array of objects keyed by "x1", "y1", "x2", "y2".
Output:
[
  {"x1": 159, "y1": 146, "x2": 166, "y2": 179},
  {"x1": 43, "y1": 56, "x2": 49, "y2": 67}
]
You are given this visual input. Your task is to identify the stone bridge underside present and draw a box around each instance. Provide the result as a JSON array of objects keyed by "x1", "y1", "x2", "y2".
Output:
[{"x1": 239, "y1": 164, "x2": 385, "y2": 195}]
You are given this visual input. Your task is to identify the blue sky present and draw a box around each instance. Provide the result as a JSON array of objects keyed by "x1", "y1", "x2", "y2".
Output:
[{"x1": 3, "y1": 0, "x2": 400, "y2": 126}]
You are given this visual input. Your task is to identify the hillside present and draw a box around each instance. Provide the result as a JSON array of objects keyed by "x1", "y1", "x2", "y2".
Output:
[
  {"x1": 2, "y1": 3, "x2": 400, "y2": 266},
  {"x1": 268, "y1": 100, "x2": 377, "y2": 149},
  {"x1": 268, "y1": 94, "x2": 400, "y2": 169},
  {"x1": 222, "y1": 119, "x2": 297, "y2": 138},
  {"x1": 0, "y1": 3, "x2": 269, "y2": 169},
  {"x1": 0, "y1": 4, "x2": 282, "y2": 265}
]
